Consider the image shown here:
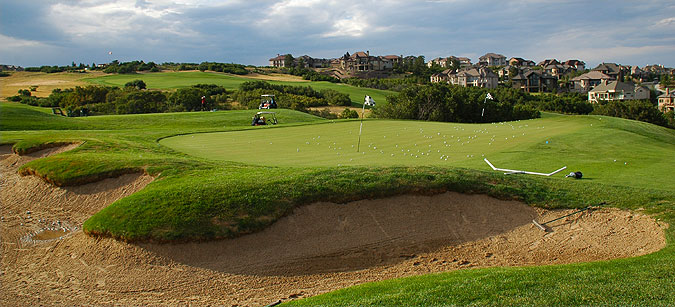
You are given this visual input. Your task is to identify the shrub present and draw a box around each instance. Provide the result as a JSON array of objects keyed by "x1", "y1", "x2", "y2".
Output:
[
  {"x1": 321, "y1": 89, "x2": 351, "y2": 106},
  {"x1": 340, "y1": 108, "x2": 359, "y2": 119},
  {"x1": 124, "y1": 79, "x2": 147, "y2": 90},
  {"x1": 373, "y1": 83, "x2": 540, "y2": 123},
  {"x1": 591, "y1": 100, "x2": 670, "y2": 128}
]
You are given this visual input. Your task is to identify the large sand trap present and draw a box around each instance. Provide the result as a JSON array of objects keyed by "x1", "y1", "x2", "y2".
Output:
[{"x1": 0, "y1": 145, "x2": 667, "y2": 306}]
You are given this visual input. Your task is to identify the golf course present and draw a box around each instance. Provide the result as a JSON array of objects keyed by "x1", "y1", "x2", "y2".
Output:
[
  {"x1": 84, "y1": 71, "x2": 394, "y2": 106},
  {"x1": 1, "y1": 71, "x2": 674, "y2": 306}
]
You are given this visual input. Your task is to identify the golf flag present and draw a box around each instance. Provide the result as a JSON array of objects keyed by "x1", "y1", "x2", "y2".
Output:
[
  {"x1": 481, "y1": 93, "x2": 493, "y2": 118},
  {"x1": 364, "y1": 95, "x2": 376, "y2": 106}
]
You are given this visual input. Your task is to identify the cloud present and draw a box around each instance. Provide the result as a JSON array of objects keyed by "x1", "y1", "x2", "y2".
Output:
[
  {"x1": 46, "y1": 0, "x2": 193, "y2": 39},
  {"x1": 0, "y1": 33, "x2": 47, "y2": 50},
  {"x1": 652, "y1": 16, "x2": 675, "y2": 28},
  {"x1": 1, "y1": 0, "x2": 674, "y2": 67}
]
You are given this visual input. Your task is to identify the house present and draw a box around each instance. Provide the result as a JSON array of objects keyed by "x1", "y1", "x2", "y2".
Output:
[
  {"x1": 592, "y1": 63, "x2": 627, "y2": 80},
  {"x1": 563, "y1": 60, "x2": 586, "y2": 71},
  {"x1": 427, "y1": 56, "x2": 471, "y2": 68},
  {"x1": 0, "y1": 64, "x2": 24, "y2": 71},
  {"x1": 270, "y1": 54, "x2": 330, "y2": 68},
  {"x1": 382, "y1": 55, "x2": 402, "y2": 65},
  {"x1": 479, "y1": 53, "x2": 507, "y2": 66},
  {"x1": 658, "y1": 88, "x2": 675, "y2": 112},
  {"x1": 447, "y1": 67, "x2": 498, "y2": 89},
  {"x1": 427, "y1": 56, "x2": 456, "y2": 68},
  {"x1": 269, "y1": 54, "x2": 289, "y2": 68},
  {"x1": 537, "y1": 59, "x2": 560, "y2": 67},
  {"x1": 571, "y1": 71, "x2": 613, "y2": 93},
  {"x1": 457, "y1": 57, "x2": 472, "y2": 68},
  {"x1": 331, "y1": 51, "x2": 394, "y2": 74},
  {"x1": 511, "y1": 70, "x2": 558, "y2": 93},
  {"x1": 509, "y1": 57, "x2": 535, "y2": 67},
  {"x1": 297, "y1": 55, "x2": 330, "y2": 68},
  {"x1": 430, "y1": 69, "x2": 454, "y2": 83},
  {"x1": 544, "y1": 64, "x2": 567, "y2": 77},
  {"x1": 587, "y1": 81, "x2": 650, "y2": 103},
  {"x1": 643, "y1": 64, "x2": 668, "y2": 74}
]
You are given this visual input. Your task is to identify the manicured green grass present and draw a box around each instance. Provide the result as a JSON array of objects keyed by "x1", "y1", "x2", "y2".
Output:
[
  {"x1": 161, "y1": 115, "x2": 674, "y2": 190},
  {"x1": 2, "y1": 100, "x2": 674, "y2": 305},
  {"x1": 84, "y1": 71, "x2": 395, "y2": 106}
]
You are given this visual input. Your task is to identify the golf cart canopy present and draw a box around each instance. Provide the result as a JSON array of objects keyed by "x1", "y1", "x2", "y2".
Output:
[
  {"x1": 251, "y1": 111, "x2": 278, "y2": 126},
  {"x1": 259, "y1": 94, "x2": 278, "y2": 109}
]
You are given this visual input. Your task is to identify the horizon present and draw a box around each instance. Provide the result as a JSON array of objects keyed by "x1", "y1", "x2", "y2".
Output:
[{"x1": 2, "y1": 1, "x2": 674, "y2": 69}]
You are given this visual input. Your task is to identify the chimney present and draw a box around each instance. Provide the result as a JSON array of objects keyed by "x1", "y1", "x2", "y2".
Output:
[{"x1": 367, "y1": 50, "x2": 370, "y2": 56}]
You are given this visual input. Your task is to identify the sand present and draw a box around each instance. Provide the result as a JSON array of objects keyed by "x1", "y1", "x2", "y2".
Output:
[{"x1": 0, "y1": 145, "x2": 666, "y2": 306}]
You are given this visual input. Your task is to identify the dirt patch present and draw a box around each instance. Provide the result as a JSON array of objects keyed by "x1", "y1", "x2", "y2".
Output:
[
  {"x1": 308, "y1": 106, "x2": 370, "y2": 117},
  {"x1": 245, "y1": 72, "x2": 309, "y2": 82},
  {"x1": 0, "y1": 147, "x2": 667, "y2": 306},
  {"x1": 0, "y1": 71, "x2": 103, "y2": 99}
]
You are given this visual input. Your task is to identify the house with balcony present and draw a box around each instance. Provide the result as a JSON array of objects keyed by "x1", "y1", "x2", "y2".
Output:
[
  {"x1": 269, "y1": 54, "x2": 289, "y2": 67},
  {"x1": 430, "y1": 69, "x2": 454, "y2": 83},
  {"x1": 478, "y1": 53, "x2": 507, "y2": 66},
  {"x1": 511, "y1": 70, "x2": 558, "y2": 93},
  {"x1": 592, "y1": 63, "x2": 627, "y2": 81},
  {"x1": 658, "y1": 88, "x2": 675, "y2": 112},
  {"x1": 571, "y1": 71, "x2": 614, "y2": 93},
  {"x1": 447, "y1": 67, "x2": 498, "y2": 89},
  {"x1": 587, "y1": 81, "x2": 650, "y2": 103}
]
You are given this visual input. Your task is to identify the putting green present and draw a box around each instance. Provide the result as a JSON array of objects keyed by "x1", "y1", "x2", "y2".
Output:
[{"x1": 160, "y1": 116, "x2": 586, "y2": 170}]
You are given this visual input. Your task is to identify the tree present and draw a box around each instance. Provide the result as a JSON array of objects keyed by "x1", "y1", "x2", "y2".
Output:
[
  {"x1": 340, "y1": 108, "x2": 359, "y2": 119},
  {"x1": 508, "y1": 66, "x2": 519, "y2": 79},
  {"x1": 284, "y1": 54, "x2": 295, "y2": 68},
  {"x1": 168, "y1": 87, "x2": 210, "y2": 112},
  {"x1": 296, "y1": 57, "x2": 306, "y2": 69},
  {"x1": 412, "y1": 56, "x2": 426, "y2": 76},
  {"x1": 124, "y1": 79, "x2": 147, "y2": 90},
  {"x1": 660, "y1": 75, "x2": 672, "y2": 88}
]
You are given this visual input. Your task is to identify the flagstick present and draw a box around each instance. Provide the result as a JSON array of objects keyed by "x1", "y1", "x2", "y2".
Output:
[
  {"x1": 481, "y1": 96, "x2": 486, "y2": 118},
  {"x1": 357, "y1": 101, "x2": 366, "y2": 152},
  {"x1": 481, "y1": 93, "x2": 493, "y2": 120}
]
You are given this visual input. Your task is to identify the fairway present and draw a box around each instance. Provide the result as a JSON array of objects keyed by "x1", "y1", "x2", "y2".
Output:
[
  {"x1": 84, "y1": 71, "x2": 395, "y2": 105},
  {"x1": 160, "y1": 115, "x2": 674, "y2": 189}
]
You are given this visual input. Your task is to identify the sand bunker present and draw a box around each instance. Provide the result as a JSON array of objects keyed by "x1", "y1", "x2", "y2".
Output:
[{"x1": 0, "y1": 145, "x2": 667, "y2": 306}]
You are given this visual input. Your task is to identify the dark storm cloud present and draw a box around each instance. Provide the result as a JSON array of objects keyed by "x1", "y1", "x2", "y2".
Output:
[{"x1": 1, "y1": 0, "x2": 674, "y2": 67}]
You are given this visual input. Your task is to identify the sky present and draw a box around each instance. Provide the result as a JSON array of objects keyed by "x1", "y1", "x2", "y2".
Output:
[{"x1": 1, "y1": 0, "x2": 675, "y2": 68}]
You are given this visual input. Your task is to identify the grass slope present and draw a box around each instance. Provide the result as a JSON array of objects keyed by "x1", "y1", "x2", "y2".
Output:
[
  {"x1": 2, "y1": 101, "x2": 674, "y2": 305},
  {"x1": 83, "y1": 71, "x2": 395, "y2": 106}
]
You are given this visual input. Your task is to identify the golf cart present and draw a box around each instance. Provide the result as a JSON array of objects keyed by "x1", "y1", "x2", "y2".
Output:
[
  {"x1": 259, "y1": 94, "x2": 278, "y2": 109},
  {"x1": 251, "y1": 111, "x2": 278, "y2": 126}
]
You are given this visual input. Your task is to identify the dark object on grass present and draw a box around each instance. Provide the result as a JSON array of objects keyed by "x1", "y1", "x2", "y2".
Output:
[
  {"x1": 532, "y1": 202, "x2": 606, "y2": 232},
  {"x1": 565, "y1": 171, "x2": 583, "y2": 179}
]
